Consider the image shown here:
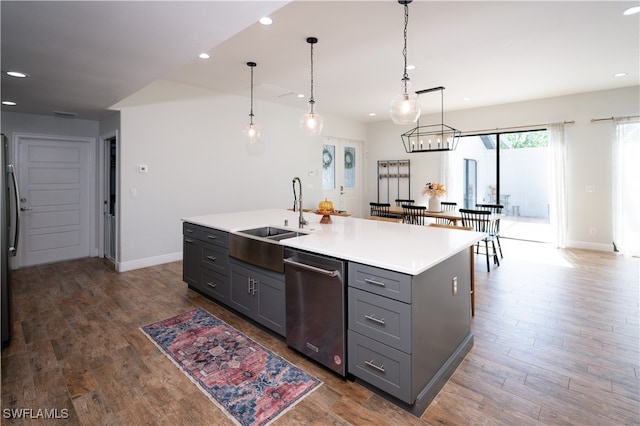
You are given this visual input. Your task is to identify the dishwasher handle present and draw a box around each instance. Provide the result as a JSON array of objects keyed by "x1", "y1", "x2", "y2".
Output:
[{"x1": 284, "y1": 257, "x2": 339, "y2": 278}]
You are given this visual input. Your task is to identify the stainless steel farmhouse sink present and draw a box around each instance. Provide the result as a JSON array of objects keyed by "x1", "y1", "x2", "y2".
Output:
[
  {"x1": 238, "y1": 226, "x2": 300, "y2": 240},
  {"x1": 229, "y1": 226, "x2": 307, "y2": 273}
]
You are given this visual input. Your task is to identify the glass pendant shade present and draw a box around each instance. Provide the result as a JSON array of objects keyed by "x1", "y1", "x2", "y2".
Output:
[
  {"x1": 300, "y1": 102, "x2": 323, "y2": 135},
  {"x1": 390, "y1": 81, "x2": 420, "y2": 125},
  {"x1": 243, "y1": 122, "x2": 261, "y2": 143}
]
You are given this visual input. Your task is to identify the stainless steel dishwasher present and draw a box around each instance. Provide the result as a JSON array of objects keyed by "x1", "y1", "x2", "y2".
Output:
[{"x1": 284, "y1": 248, "x2": 346, "y2": 376}]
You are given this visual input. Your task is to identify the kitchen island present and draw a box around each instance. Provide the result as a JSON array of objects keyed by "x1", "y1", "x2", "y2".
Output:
[{"x1": 182, "y1": 209, "x2": 484, "y2": 416}]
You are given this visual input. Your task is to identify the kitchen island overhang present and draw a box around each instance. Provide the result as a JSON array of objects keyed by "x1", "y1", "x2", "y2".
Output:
[
  {"x1": 184, "y1": 209, "x2": 485, "y2": 276},
  {"x1": 182, "y1": 209, "x2": 484, "y2": 417}
]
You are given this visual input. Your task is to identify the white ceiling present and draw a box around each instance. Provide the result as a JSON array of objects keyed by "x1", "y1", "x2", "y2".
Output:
[{"x1": 2, "y1": 1, "x2": 639, "y2": 123}]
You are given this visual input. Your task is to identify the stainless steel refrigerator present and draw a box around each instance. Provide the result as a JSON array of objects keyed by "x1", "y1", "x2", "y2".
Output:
[{"x1": 2, "y1": 133, "x2": 20, "y2": 347}]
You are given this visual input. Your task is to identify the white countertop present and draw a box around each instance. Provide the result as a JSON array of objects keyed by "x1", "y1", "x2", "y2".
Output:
[{"x1": 183, "y1": 209, "x2": 485, "y2": 276}]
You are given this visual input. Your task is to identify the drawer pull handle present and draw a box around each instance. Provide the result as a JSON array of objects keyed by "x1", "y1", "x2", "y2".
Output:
[
  {"x1": 185, "y1": 238, "x2": 195, "y2": 244},
  {"x1": 206, "y1": 255, "x2": 217, "y2": 261},
  {"x1": 248, "y1": 278, "x2": 258, "y2": 295},
  {"x1": 206, "y1": 282, "x2": 217, "y2": 289},
  {"x1": 185, "y1": 229, "x2": 194, "y2": 233},
  {"x1": 365, "y1": 360, "x2": 385, "y2": 373},
  {"x1": 206, "y1": 234, "x2": 217, "y2": 240},
  {"x1": 364, "y1": 278, "x2": 385, "y2": 287},
  {"x1": 364, "y1": 314, "x2": 385, "y2": 325}
]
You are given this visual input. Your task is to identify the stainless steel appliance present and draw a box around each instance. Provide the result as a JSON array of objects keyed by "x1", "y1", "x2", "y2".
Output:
[
  {"x1": 2, "y1": 133, "x2": 20, "y2": 347},
  {"x1": 284, "y1": 248, "x2": 346, "y2": 376}
]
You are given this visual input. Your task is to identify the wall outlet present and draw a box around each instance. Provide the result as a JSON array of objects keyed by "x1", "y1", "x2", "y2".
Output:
[
  {"x1": 585, "y1": 185, "x2": 595, "y2": 193},
  {"x1": 589, "y1": 227, "x2": 597, "y2": 235}
]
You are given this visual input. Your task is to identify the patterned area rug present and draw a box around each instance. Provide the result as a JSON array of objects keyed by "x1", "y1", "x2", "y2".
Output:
[{"x1": 141, "y1": 308, "x2": 322, "y2": 426}]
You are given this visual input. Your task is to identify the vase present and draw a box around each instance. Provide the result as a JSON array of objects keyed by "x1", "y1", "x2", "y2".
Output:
[{"x1": 428, "y1": 195, "x2": 441, "y2": 212}]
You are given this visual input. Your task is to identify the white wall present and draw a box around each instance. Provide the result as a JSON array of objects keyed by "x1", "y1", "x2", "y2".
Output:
[
  {"x1": 366, "y1": 86, "x2": 640, "y2": 251},
  {"x1": 114, "y1": 80, "x2": 366, "y2": 271}
]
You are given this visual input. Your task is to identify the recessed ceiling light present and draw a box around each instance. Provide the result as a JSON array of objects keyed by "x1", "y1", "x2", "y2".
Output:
[
  {"x1": 623, "y1": 6, "x2": 640, "y2": 15},
  {"x1": 462, "y1": 97, "x2": 471, "y2": 101},
  {"x1": 407, "y1": 64, "x2": 416, "y2": 71},
  {"x1": 2, "y1": 101, "x2": 17, "y2": 106},
  {"x1": 5, "y1": 70, "x2": 29, "y2": 78},
  {"x1": 369, "y1": 112, "x2": 377, "y2": 117},
  {"x1": 614, "y1": 72, "x2": 628, "y2": 77},
  {"x1": 259, "y1": 17, "x2": 273, "y2": 25},
  {"x1": 297, "y1": 93, "x2": 305, "y2": 98},
  {"x1": 198, "y1": 53, "x2": 210, "y2": 59}
]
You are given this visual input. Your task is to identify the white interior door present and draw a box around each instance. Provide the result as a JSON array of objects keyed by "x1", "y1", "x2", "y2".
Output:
[
  {"x1": 17, "y1": 135, "x2": 92, "y2": 267},
  {"x1": 321, "y1": 137, "x2": 363, "y2": 217}
]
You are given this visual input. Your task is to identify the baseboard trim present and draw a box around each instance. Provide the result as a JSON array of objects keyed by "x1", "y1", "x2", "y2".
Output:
[
  {"x1": 117, "y1": 251, "x2": 182, "y2": 272},
  {"x1": 566, "y1": 240, "x2": 613, "y2": 252}
]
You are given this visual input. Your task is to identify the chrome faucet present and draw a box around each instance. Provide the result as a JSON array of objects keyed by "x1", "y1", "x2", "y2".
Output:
[{"x1": 292, "y1": 177, "x2": 307, "y2": 229}]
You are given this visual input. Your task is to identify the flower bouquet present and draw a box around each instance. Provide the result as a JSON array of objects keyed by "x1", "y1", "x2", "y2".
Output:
[{"x1": 422, "y1": 182, "x2": 446, "y2": 198}]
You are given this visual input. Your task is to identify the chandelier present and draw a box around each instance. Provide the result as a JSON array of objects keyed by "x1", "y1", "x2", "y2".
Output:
[{"x1": 401, "y1": 87, "x2": 461, "y2": 153}]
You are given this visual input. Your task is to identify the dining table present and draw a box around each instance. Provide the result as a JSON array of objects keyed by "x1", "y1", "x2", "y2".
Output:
[{"x1": 388, "y1": 205, "x2": 462, "y2": 225}]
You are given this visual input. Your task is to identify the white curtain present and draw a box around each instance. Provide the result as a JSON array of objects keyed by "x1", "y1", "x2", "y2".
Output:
[
  {"x1": 612, "y1": 119, "x2": 640, "y2": 257},
  {"x1": 548, "y1": 123, "x2": 568, "y2": 248}
]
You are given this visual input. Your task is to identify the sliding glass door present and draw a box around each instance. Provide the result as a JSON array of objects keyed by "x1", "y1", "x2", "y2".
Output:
[{"x1": 451, "y1": 130, "x2": 551, "y2": 242}]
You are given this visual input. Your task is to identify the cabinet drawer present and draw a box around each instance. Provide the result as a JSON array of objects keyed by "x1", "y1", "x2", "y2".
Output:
[
  {"x1": 349, "y1": 263, "x2": 411, "y2": 303},
  {"x1": 200, "y1": 243, "x2": 229, "y2": 275},
  {"x1": 183, "y1": 222, "x2": 229, "y2": 248},
  {"x1": 348, "y1": 288, "x2": 411, "y2": 354},
  {"x1": 347, "y1": 330, "x2": 412, "y2": 404},
  {"x1": 200, "y1": 269, "x2": 230, "y2": 303}
]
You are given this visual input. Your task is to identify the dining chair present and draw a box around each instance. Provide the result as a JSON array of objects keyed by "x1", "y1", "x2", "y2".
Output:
[
  {"x1": 459, "y1": 208, "x2": 500, "y2": 272},
  {"x1": 369, "y1": 202, "x2": 391, "y2": 218},
  {"x1": 402, "y1": 204, "x2": 427, "y2": 225},
  {"x1": 436, "y1": 201, "x2": 457, "y2": 224},
  {"x1": 395, "y1": 198, "x2": 415, "y2": 206},
  {"x1": 475, "y1": 203, "x2": 503, "y2": 259}
]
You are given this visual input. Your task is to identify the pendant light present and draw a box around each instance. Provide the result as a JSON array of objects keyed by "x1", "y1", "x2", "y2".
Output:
[
  {"x1": 390, "y1": 0, "x2": 421, "y2": 125},
  {"x1": 300, "y1": 37, "x2": 323, "y2": 136},
  {"x1": 243, "y1": 61, "x2": 261, "y2": 143}
]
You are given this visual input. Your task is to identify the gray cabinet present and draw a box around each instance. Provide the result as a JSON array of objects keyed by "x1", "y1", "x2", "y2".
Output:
[
  {"x1": 229, "y1": 259, "x2": 286, "y2": 336},
  {"x1": 182, "y1": 222, "x2": 230, "y2": 304},
  {"x1": 347, "y1": 249, "x2": 472, "y2": 409},
  {"x1": 183, "y1": 230, "x2": 201, "y2": 287},
  {"x1": 183, "y1": 222, "x2": 286, "y2": 337}
]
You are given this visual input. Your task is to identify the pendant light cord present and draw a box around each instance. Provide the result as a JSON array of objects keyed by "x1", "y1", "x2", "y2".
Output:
[
  {"x1": 309, "y1": 41, "x2": 315, "y2": 112},
  {"x1": 402, "y1": 3, "x2": 408, "y2": 81},
  {"x1": 402, "y1": 2, "x2": 409, "y2": 93},
  {"x1": 249, "y1": 65, "x2": 255, "y2": 125}
]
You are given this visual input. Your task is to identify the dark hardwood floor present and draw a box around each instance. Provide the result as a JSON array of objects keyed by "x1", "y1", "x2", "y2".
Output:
[{"x1": 2, "y1": 239, "x2": 638, "y2": 425}]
